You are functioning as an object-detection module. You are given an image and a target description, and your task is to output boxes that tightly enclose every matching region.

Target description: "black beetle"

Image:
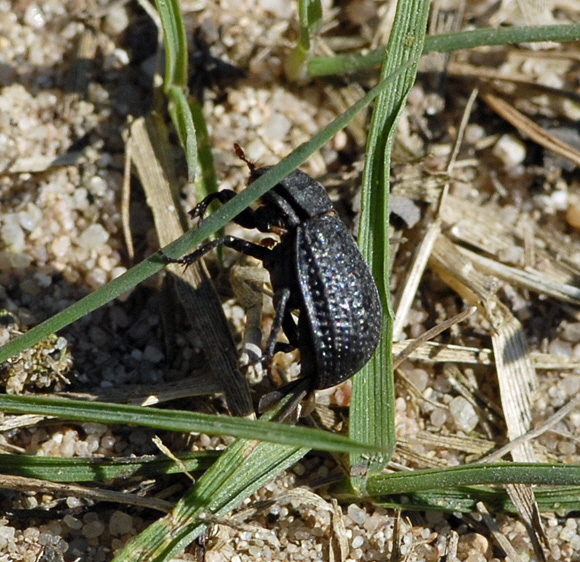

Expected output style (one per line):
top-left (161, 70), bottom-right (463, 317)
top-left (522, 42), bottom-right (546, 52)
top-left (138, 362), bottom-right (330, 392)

top-left (164, 146), bottom-right (382, 393)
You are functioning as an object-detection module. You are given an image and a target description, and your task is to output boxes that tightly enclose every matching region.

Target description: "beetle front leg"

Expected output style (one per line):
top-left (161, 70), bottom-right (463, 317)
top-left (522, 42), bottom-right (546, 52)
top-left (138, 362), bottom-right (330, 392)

top-left (161, 236), bottom-right (271, 267)
top-left (190, 190), bottom-right (262, 230)
top-left (189, 190), bottom-right (237, 222)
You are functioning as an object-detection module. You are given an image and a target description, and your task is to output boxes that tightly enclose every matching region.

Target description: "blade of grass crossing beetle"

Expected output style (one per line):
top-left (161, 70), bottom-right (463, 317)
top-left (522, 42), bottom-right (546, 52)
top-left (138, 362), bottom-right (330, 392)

top-left (0, 62), bottom-right (410, 365)
top-left (350, 0), bottom-right (430, 489)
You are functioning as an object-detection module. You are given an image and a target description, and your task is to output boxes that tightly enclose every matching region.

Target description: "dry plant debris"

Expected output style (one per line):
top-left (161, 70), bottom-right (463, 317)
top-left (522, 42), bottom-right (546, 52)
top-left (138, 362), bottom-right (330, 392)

top-left (1, 0), bottom-right (580, 560)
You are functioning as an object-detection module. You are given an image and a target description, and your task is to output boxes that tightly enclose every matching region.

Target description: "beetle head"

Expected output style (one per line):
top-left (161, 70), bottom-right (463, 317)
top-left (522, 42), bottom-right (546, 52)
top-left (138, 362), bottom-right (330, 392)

top-left (251, 166), bottom-right (334, 230)
top-left (234, 144), bottom-right (334, 231)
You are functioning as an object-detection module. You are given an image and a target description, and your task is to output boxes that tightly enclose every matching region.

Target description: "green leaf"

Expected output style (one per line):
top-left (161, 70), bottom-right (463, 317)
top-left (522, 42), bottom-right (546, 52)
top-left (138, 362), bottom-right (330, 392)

top-left (114, 437), bottom-right (306, 561)
top-left (366, 463), bottom-right (580, 496)
top-left (155, 0), bottom-right (188, 89)
top-left (0, 394), bottom-right (382, 454)
top-left (349, 0), bottom-right (430, 489)
top-left (0, 451), bottom-right (218, 482)
top-left (307, 23), bottom-right (580, 77)
top-left (167, 86), bottom-right (199, 181)
top-left (286, 0), bottom-right (323, 80)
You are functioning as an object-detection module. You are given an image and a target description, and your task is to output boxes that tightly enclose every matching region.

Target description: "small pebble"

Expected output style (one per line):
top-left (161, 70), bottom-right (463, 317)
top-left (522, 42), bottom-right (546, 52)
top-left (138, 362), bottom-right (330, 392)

top-left (347, 504), bottom-right (367, 526)
top-left (109, 511), bottom-right (134, 536)
top-left (260, 112), bottom-right (291, 141)
top-left (449, 396), bottom-right (478, 433)
top-left (82, 519), bottom-right (105, 539)
top-left (104, 5), bottom-right (129, 35)
top-left (78, 223), bottom-right (109, 249)
top-left (492, 134), bottom-right (526, 167)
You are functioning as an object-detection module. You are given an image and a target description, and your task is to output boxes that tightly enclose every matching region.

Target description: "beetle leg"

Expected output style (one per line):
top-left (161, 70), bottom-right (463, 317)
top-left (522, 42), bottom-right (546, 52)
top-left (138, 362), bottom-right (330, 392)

top-left (264, 288), bottom-right (291, 360)
top-left (189, 190), bottom-right (236, 222)
top-left (273, 342), bottom-right (295, 354)
top-left (162, 236), bottom-right (271, 267)
top-left (190, 190), bottom-right (261, 230)
top-left (262, 289), bottom-right (300, 363)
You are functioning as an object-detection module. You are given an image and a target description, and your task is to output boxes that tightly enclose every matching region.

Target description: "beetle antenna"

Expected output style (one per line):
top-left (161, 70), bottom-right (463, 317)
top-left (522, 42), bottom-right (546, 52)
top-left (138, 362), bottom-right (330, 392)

top-left (234, 143), bottom-right (256, 173)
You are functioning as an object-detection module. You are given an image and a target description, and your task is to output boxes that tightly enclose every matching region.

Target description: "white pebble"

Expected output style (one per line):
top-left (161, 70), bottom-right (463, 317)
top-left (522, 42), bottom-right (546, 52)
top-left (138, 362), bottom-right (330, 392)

top-left (347, 504), bottom-right (367, 525)
top-left (89, 176), bottom-right (108, 197)
top-left (51, 235), bottom-right (71, 258)
top-left (63, 515), bottom-right (82, 530)
top-left (1, 217), bottom-right (25, 250)
top-left (73, 187), bottom-right (89, 210)
top-left (449, 396), bottom-right (478, 432)
top-left (548, 339), bottom-right (573, 357)
top-left (261, 112), bottom-right (291, 141)
top-left (82, 519), bottom-right (105, 539)
top-left (550, 190), bottom-right (569, 211)
top-left (66, 496), bottom-right (83, 508)
top-left (78, 223), bottom-right (109, 249)
top-left (23, 3), bottom-right (46, 28)
top-left (18, 204), bottom-right (42, 231)
top-left (104, 5), bottom-right (129, 35)
top-left (407, 368), bottom-right (429, 392)
top-left (257, 0), bottom-right (292, 17)
top-left (85, 268), bottom-right (108, 288)
top-left (562, 375), bottom-right (580, 396)
top-left (111, 266), bottom-right (127, 279)
top-left (82, 422), bottom-right (107, 436)
top-left (492, 134), bottom-right (526, 167)
top-left (0, 526), bottom-right (15, 543)
top-left (430, 408), bottom-right (447, 427)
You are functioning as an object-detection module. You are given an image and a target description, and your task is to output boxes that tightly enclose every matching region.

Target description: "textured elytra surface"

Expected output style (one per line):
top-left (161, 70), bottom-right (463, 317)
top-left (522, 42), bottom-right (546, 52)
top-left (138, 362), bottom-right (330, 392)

top-left (294, 214), bottom-right (382, 389)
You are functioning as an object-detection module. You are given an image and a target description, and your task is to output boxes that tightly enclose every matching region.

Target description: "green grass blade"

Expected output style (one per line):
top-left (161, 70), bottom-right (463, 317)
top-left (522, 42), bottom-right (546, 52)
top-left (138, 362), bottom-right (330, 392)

top-left (189, 99), bottom-right (217, 200)
top-left (426, 23), bottom-right (580, 52)
top-left (154, 0), bottom-right (188, 89)
top-left (0, 64), bottom-right (408, 366)
top-left (0, 451), bottom-right (219, 482)
top-left (366, 463), bottom-right (580, 496)
top-left (286, 0), bottom-right (322, 79)
top-left (167, 86), bottom-right (199, 181)
top-left (114, 437), bottom-right (307, 562)
top-left (375, 484), bottom-right (580, 515)
top-left (349, 0), bottom-right (430, 488)
top-left (307, 23), bottom-right (580, 77)
top-left (155, 0), bottom-right (198, 180)
top-left (113, 402), bottom-right (305, 561)
top-left (0, 394), bottom-right (383, 454)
